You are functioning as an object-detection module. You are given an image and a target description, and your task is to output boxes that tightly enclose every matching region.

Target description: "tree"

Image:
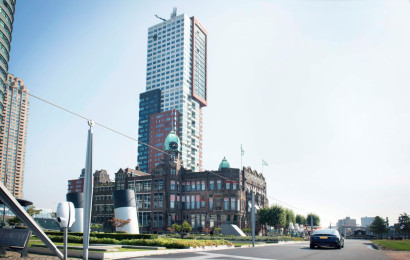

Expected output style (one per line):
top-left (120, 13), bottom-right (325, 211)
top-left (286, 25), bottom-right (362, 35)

top-left (285, 209), bottom-right (295, 228)
top-left (242, 227), bottom-right (252, 235)
top-left (370, 216), bottom-right (388, 238)
top-left (258, 205), bottom-right (286, 229)
top-left (306, 213), bottom-right (320, 226)
top-left (108, 218), bottom-right (131, 232)
top-left (91, 224), bottom-right (102, 232)
top-left (398, 213), bottom-right (410, 237)
top-left (181, 221), bottom-right (192, 233)
top-left (296, 214), bottom-right (306, 225)
top-left (170, 223), bottom-right (182, 233)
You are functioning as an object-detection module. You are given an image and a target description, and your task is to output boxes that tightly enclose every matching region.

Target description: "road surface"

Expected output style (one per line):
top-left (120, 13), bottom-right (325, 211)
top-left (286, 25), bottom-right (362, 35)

top-left (126, 239), bottom-right (390, 260)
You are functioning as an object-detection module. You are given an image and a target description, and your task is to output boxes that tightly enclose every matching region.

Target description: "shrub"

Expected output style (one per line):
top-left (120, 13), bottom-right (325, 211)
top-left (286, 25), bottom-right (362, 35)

top-left (44, 231), bottom-right (157, 240)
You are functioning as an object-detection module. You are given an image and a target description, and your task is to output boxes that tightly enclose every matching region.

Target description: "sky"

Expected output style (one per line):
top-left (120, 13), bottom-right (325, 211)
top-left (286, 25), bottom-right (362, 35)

top-left (7, 0), bottom-right (410, 227)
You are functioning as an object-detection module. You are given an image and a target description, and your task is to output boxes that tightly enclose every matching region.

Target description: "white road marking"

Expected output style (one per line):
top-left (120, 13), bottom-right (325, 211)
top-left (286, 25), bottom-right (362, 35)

top-left (196, 251), bottom-right (277, 260)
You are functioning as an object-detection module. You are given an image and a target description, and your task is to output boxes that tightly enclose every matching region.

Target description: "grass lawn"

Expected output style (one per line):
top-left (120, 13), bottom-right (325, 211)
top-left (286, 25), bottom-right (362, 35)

top-left (28, 240), bottom-right (150, 252)
top-left (372, 240), bottom-right (410, 251)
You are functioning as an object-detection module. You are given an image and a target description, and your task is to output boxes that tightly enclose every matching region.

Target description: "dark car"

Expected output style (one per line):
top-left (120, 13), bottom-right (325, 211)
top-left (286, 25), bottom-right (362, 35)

top-left (310, 229), bottom-right (344, 249)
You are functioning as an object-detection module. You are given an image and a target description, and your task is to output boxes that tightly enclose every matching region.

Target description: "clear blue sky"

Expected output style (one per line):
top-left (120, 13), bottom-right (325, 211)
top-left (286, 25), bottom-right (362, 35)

top-left (9, 0), bottom-right (410, 227)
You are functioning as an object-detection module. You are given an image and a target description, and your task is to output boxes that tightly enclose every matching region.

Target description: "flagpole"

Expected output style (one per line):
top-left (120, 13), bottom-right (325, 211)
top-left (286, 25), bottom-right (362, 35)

top-left (240, 144), bottom-right (243, 171)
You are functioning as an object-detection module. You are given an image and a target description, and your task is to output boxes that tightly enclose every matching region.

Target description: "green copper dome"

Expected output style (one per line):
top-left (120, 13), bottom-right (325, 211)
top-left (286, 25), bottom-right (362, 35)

top-left (164, 130), bottom-right (181, 152)
top-left (218, 157), bottom-right (230, 171)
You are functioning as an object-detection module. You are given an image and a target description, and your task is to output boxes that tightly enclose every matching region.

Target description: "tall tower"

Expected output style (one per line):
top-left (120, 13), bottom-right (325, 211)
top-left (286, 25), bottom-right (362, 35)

top-left (138, 12), bottom-right (207, 172)
top-left (0, 0), bottom-right (16, 122)
top-left (0, 74), bottom-right (29, 198)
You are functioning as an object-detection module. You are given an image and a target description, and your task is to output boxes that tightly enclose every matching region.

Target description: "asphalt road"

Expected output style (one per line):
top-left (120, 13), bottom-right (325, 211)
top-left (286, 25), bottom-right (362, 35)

top-left (128, 239), bottom-right (390, 260)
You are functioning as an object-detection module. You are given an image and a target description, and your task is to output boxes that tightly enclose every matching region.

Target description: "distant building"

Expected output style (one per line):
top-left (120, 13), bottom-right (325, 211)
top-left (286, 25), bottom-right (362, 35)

top-left (0, 74), bottom-right (29, 198)
top-left (361, 216), bottom-right (375, 227)
top-left (91, 169), bottom-right (115, 232)
top-left (337, 217), bottom-right (357, 227)
top-left (67, 169), bottom-right (85, 193)
top-left (95, 131), bottom-right (269, 233)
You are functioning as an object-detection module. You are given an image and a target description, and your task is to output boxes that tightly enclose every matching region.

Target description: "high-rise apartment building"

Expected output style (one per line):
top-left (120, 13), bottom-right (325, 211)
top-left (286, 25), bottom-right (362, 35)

top-left (148, 109), bottom-right (180, 172)
top-left (0, 0), bottom-right (16, 122)
top-left (138, 12), bottom-right (207, 172)
top-left (0, 74), bottom-right (29, 198)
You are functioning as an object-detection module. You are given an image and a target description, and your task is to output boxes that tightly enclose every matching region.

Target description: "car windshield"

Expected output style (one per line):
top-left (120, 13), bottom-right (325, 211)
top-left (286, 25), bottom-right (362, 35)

top-left (313, 229), bottom-right (338, 236)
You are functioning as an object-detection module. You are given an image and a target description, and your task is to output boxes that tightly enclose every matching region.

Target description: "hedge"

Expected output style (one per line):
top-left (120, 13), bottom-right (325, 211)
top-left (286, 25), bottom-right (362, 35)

top-left (46, 235), bottom-right (232, 249)
top-left (44, 231), bottom-right (157, 240)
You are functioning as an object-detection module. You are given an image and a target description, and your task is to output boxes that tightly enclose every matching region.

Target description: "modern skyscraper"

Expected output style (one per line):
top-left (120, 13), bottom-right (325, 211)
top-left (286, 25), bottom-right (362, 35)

top-left (0, 74), bottom-right (29, 198)
top-left (0, 0), bottom-right (16, 122)
top-left (138, 12), bottom-right (207, 172)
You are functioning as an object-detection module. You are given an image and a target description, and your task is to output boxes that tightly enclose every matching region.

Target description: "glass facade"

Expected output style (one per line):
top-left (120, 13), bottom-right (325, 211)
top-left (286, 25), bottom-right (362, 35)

top-left (0, 0), bottom-right (15, 123)
top-left (137, 89), bottom-right (161, 173)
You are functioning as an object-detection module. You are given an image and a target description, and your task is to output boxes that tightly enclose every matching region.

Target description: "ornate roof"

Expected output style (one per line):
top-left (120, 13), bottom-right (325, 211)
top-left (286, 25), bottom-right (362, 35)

top-left (218, 157), bottom-right (230, 171)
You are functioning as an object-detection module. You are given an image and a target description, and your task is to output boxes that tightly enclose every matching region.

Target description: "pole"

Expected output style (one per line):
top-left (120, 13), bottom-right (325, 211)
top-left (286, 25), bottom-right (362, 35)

top-left (63, 227), bottom-right (68, 260)
top-left (83, 120), bottom-right (94, 260)
top-left (251, 191), bottom-right (255, 247)
top-left (310, 215), bottom-right (313, 236)
top-left (240, 145), bottom-right (242, 171)
top-left (2, 204), bottom-right (5, 227)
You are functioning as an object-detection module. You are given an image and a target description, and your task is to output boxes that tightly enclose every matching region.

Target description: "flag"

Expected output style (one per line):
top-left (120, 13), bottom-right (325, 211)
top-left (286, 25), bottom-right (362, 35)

top-left (241, 144), bottom-right (245, 156)
top-left (262, 159), bottom-right (269, 166)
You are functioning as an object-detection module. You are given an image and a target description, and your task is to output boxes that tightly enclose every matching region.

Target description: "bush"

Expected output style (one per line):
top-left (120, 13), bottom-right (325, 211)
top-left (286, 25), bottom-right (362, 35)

top-left (46, 235), bottom-right (232, 249)
top-left (44, 231), bottom-right (157, 240)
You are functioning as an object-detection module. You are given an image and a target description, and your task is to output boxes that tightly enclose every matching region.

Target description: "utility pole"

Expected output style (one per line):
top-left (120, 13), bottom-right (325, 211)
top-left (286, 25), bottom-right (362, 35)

top-left (251, 191), bottom-right (255, 247)
top-left (310, 215), bottom-right (313, 236)
top-left (83, 120), bottom-right (94, 260)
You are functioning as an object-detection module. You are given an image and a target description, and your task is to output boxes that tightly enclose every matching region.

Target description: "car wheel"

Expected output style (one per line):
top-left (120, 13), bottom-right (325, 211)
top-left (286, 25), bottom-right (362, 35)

top-left (310, 244), bottom-right (315, 249)
top-left (337, 244), bottom-right (342, 249)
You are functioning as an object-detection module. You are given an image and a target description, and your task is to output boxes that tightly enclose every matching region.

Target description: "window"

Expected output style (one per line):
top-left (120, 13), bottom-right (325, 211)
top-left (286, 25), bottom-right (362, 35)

top-left (154, 193), bottom-right (163, 208)
top-left (209, 198), bottom-right (213, 210)
top-left (196, 181), bottom-right (200, 191)
top-left (231, 198), bottom-right (236, 210)
top-left (226, 181), bottom-right (230, 190)
top-left (186, 196), bottom-right (190, 209)
top-left (224, 198), bottom-right (229, 210)
top-left (128, 181), bottom-right (135, 190)
top-left (201, 180), bottom-right (205, 190)
top-left (196, 195), bottom-right (200, 209)
top-left (209, 180), bottom-right (214, 190)
top-left (136, 194), bottom-right (142, 208)
top-left (187, 182), bottom-right (191, 191)
top-left (144, 181), bottom-right (151, 191)
top-left (171, 180), bottom-right (176, 191)
top-left (201, 199), bottom-right (205, 208)
top-left (170, 194), bottom-right (175, 209)
top-left (233, 181), bottom-right (237, 190)
top-left (144, 194), bottom-right (151, 209)
top-left (154, 179), bottom-right (163, 190)
top-left (182, 182), bottom-right (185, 191)
top-left (191, 195), bottom-right (195, 209)
top-left (217, 180), bottom-right (222, 190)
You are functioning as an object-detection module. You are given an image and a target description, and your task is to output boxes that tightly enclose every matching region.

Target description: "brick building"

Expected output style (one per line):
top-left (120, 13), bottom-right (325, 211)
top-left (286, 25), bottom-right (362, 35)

top-left (91, 169), bottom-right (115, 232)
top-left (110, 131), bottom-right (268, 233)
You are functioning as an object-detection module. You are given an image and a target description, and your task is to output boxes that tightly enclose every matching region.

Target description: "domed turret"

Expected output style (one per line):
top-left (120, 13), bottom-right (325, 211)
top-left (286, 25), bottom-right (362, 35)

top-left (218, 157), bottom-right (230, 171)
top-left (164, 130), bottom-right (181, 152)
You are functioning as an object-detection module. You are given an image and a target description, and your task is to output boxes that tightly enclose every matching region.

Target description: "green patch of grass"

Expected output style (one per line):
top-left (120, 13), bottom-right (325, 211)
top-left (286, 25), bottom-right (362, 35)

top-left (372, 240), bottom-right (410, 251)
